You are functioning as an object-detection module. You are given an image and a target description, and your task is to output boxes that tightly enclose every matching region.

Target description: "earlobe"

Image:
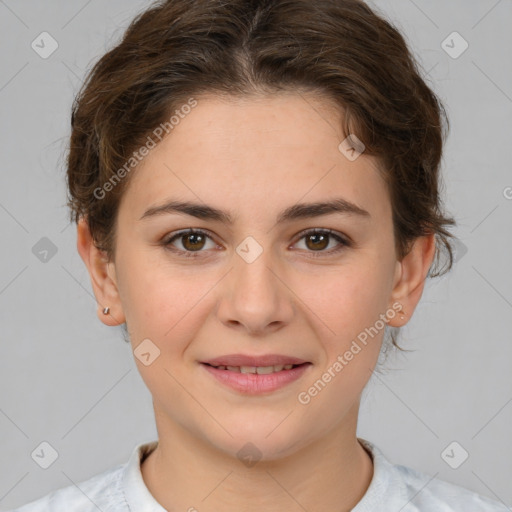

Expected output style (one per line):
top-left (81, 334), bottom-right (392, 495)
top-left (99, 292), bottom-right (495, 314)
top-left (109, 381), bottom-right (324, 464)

top-left (76, 218), bottom-right (126, 327)
top-left (387, 233), bottom-right (436, 327)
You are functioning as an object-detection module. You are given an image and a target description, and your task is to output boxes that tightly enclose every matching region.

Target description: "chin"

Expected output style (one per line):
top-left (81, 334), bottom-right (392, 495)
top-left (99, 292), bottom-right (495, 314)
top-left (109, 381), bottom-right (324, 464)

top-left (205, 421), bottom-right (311, 464)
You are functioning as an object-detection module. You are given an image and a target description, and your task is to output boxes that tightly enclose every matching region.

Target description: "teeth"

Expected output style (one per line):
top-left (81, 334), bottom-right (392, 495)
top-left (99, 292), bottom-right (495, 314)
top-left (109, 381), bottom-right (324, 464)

top-left (212, 364), bottom-right (297, 373)
top-left (240, 366), bottom-right (257, 374)
top-left (256, 365), bottom-right (278, 374)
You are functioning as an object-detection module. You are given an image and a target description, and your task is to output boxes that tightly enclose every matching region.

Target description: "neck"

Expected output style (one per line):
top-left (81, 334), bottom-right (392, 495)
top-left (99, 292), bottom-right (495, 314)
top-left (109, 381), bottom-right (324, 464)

top-left (141, 402), bottom-right (374, 512)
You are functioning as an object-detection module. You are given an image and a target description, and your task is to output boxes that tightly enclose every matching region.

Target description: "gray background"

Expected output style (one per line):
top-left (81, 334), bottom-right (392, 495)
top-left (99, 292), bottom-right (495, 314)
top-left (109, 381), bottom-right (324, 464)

top-left (0, 0), bottom-right (511, 509)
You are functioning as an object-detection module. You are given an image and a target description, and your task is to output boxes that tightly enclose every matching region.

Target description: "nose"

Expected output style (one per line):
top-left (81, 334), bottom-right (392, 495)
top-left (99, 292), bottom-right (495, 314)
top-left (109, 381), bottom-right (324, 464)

top-left (216, 241), bottom-right (295, 336)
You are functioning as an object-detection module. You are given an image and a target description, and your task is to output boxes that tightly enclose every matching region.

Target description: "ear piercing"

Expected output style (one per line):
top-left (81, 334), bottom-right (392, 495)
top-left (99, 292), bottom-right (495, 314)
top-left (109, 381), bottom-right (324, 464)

top-left (103, 307), bottom-right (110, 315)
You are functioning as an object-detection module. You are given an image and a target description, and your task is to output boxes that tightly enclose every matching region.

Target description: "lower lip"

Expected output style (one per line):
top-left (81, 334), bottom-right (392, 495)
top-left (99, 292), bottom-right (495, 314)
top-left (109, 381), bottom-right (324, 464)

top-left (201, 363), bottom-right (311, 394)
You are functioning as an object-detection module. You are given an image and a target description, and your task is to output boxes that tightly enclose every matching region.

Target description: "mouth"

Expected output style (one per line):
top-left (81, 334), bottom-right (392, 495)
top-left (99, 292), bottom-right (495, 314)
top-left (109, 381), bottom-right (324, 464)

top-left (201, 362), bottom-right (307, 374)
top-left (199, 355), bottom-right (312, 394)
top-left (201, 353), bottom-right (310, 367)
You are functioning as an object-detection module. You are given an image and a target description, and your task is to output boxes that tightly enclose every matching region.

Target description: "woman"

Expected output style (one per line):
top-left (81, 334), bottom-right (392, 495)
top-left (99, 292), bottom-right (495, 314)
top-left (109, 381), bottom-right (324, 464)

top-left (11, 0), bottom-right (508, 510)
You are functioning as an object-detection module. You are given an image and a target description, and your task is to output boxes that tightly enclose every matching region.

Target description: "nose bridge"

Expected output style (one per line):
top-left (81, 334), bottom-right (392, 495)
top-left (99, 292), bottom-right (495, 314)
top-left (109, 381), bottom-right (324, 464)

top-left (217, 233), bottom-right (294, 333)
top-left (232, 233), bottom-right (279, 301)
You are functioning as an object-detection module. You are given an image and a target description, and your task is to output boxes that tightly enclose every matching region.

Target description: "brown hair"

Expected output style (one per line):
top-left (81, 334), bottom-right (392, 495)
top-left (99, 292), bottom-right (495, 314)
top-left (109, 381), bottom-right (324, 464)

top-left (66, 0), bottom-right (456, 351)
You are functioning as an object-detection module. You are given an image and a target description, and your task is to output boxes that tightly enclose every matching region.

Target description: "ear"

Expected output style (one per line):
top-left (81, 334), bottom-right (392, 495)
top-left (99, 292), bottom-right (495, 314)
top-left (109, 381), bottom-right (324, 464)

top-left (76, 217), bottom-right (126, 326)
top-left (387, 233), bottom-right (436, 327)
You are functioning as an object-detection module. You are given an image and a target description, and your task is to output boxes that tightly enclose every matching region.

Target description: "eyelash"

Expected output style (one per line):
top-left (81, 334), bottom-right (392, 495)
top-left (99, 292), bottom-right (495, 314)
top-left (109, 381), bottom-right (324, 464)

top-left (162, 228), bottom-right (351, 259)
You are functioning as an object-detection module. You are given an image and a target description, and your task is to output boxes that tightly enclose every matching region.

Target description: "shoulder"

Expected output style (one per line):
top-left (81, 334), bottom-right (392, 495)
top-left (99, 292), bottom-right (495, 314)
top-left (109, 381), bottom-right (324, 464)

top-left (394, 461), bottom-right (508, 511)
top-left (7, 462), bottom-right (127, 512)
top-left (357, 438), bottom-right (509, 511)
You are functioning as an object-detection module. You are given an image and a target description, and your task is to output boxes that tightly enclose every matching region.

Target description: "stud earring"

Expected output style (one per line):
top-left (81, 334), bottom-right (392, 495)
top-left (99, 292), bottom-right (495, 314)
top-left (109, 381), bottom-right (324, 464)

top-left (103, 307), bottom-right (110, 315)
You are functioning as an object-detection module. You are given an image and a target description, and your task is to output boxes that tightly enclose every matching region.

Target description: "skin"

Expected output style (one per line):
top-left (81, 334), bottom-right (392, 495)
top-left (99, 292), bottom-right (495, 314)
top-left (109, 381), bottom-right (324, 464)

top-left (77, 92), bottom-right (435, 511)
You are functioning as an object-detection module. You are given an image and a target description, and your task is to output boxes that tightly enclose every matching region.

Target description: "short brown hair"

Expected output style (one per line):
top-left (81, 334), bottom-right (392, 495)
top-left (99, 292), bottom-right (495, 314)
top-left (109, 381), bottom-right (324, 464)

top-left (66, 0), bottom-right (456, 350)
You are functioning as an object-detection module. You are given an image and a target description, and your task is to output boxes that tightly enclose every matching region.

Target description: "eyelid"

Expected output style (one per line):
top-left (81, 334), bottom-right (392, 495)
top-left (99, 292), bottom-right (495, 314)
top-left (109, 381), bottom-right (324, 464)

top-left (162, 227), bottom-right (351, 257)
top-left (292, 227), bottom-right (351, 246)
top-left (289, 228), bottom-right (351, 258)
top-left (162, 228), bottom-right (220, 251)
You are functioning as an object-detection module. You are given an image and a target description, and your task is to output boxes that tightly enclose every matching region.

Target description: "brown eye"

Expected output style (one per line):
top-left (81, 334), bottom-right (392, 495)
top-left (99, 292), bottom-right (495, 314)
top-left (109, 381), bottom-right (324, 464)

top-left (181, 232), bottom-right (207, 251)
top-left (304, 232), bottom-right (330, 251)
top-left (293, 228), bottom-right (350, 257)
top-left (163, 228), bottom-right (217, 257)
top-left (162, 227), bottom-right (350, 259)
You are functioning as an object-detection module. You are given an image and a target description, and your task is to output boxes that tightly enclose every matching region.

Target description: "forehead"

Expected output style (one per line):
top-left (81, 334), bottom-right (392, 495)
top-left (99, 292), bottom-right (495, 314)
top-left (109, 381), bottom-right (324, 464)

top-left (118, 92), bottom-right (390, 223)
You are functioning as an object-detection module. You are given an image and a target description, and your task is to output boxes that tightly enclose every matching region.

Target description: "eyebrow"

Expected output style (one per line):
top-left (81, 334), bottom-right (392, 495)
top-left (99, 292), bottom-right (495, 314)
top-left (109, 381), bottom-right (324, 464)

top-left (139, 197), bottom-right (371, 224)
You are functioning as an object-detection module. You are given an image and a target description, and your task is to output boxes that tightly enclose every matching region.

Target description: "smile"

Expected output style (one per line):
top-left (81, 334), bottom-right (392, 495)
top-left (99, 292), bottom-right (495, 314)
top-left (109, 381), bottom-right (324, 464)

top-left (201, 362), bottom-right (312, 394)
top-left (205, 363), bottom-right (298, 374)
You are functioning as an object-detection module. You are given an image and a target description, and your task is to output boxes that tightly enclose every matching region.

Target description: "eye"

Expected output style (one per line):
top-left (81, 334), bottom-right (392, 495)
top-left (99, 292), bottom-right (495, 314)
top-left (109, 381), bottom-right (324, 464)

top-left (163, 228), bottom-right (218, 258)
top-left (292, 228), bottom-right (350, 257)
top-left (162, 227), bottom-right (350, 259)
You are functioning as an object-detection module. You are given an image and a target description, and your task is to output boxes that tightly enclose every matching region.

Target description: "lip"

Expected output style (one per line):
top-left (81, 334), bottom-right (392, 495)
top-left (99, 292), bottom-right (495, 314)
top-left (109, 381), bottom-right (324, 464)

top-left (200, 361), bottom-right (312, 395)
top-left (201, 354), bottom-right (309, 367)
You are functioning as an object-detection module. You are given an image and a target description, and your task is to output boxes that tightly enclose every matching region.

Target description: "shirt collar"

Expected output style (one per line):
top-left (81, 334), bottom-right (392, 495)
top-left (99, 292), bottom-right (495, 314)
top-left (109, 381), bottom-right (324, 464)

top-left (352, 437), bottom-right (408, 510)
top-left (122, 439), bottom-right (166, 511)
top-left (121, 437), bottom-right (403, 511)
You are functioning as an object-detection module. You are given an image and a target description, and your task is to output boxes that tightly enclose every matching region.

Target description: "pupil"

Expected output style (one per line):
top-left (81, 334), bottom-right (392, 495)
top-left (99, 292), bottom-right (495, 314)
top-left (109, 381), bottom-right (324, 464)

top-left (185, 233), bottom-right (204, 251)
top-left (307, 233), bottom-right (328, 250)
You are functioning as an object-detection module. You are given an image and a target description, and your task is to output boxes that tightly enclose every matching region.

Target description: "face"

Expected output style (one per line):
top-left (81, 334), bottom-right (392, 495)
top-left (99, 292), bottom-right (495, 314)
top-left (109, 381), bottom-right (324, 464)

top-left (86, 92), bottom-right (424, 460)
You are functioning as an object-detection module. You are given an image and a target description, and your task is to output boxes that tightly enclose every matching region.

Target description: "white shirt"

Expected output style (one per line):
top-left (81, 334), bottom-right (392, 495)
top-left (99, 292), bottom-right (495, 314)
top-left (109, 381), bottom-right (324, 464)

top-left (9, 438), bottom-right (509, 511)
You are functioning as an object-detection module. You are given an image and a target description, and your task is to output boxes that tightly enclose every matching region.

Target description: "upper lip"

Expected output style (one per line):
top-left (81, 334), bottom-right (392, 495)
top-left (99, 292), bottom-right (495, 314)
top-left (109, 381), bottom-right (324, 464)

top-left (201, 354), bottom-right (310, 367)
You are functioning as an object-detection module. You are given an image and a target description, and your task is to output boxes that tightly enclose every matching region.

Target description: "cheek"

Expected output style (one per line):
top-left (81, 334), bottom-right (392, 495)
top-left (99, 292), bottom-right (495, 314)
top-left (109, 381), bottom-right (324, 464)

top-left (295, 260), bottom-right (392, 342)
top-left (116, 245), bottom-right (181, 325)
top-left (120, 261), bottom-right (218, 361)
